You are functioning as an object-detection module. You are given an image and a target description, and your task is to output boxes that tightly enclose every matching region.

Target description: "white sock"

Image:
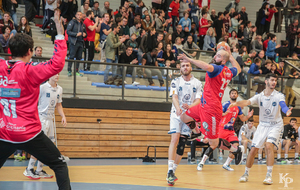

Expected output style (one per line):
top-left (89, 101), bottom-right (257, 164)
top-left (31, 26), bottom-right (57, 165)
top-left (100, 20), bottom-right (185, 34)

top-left (168, 160), bottom-right (174, 171)
top-left (36, 161), bottom-right (44, 173)
top-left (285, 154), bottom-right (288, 159)
top-left (243, 154), bottom-right (247, 159)
top-left (27, 158), bottom-right (37, 170)
top-left (173, 164), bottom-right (178, 173)
top-left (224, 157), bottom-right (233, 166)
top-left (258, 154), bottom-right (262, 160)
top-left (295, 153), bottom-right (299, 158)
top-left (277, 154), bottom-right (281, 159)
top-left (200, 155), bottom-right (209, 165)
top-left (267, 166), bottom-right (273, 176)
top-left (245, 167), bottom-right (250, 175)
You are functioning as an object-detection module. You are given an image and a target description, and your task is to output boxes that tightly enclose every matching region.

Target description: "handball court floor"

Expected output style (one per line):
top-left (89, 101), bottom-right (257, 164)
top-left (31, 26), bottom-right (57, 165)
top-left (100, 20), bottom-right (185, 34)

top-left (1, 158), bottom-right (299, 190)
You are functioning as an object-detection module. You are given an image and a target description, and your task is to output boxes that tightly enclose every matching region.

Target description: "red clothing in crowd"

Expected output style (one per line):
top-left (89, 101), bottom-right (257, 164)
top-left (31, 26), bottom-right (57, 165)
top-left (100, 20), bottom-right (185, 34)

top-left (263, 39), bottom-right (269, 51)
top-left (199, 17), bottom-right (209, 36)
top-left (266, 9), bottom-right (276, 22)
top-left (168, 1), bottom-right (180, 18)
top-left (198, 0), bottom-right (211, 9)
top-left (84, 17), bottom-right (96, 42)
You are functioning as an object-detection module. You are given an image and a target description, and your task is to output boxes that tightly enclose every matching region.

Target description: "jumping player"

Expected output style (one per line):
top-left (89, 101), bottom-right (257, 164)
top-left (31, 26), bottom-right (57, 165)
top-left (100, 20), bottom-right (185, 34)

top-left (230, 73), bottom-right (292, 185)
top-left (219, 89), bottom-right (253, 171)
top-left (167, 61), bottom-right (202, 185)
top-left (178, 49), bottom-right (244, 172)
top-left (24, 74), bottom-right (67, 179)
top-left (0, 11), bottom-right (71, 189)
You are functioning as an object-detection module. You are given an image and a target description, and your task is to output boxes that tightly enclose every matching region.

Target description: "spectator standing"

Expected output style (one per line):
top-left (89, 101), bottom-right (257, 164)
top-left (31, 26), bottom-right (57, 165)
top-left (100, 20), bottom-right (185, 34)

top-left (211, 9), bottom-right (218, 23)
top-left (243, 21), bottom-right (252, 52)
top-left (285, 68), bottom-right (299, 107)
top-left (214, 12), bottom-right (224, 43)
top-left (202, 27), bottom-right (216, 51)
top-left (152, 0), bottom-right (162, 10)
top-left (178, 11), bottom-right (191, 39)
top-left (223, 11), bottom-right (230, 34)
top-left (237, 24), bottom-right (244, 46)
top-left (100, 1), bottom-right (110, 17)
top-left (252, 35), bottom-right (263, 53)
top-left (60, 0), bottom-right (78, 21)
top-left (198, 0), bottom-right (210, 9)
top-left (179, 0), bottom-right (190, 19)
top-left (99, 13), bottom-right (112, 62)
top-left (286, 19), bottom-right (300, 56)
top-left (17, 16), bottom-right (32, 37)
top-left (23, 0), bottom-right (37, 23)
top-left (225, 0), bottom-right (240, 12)
top-left (0, 26), bottom-right (12, 53)
top-left (274, 0), bottom-right (285, 32)
top-left (118, 46), bottom-right (140, 86)
top-left (147, 27), bottom-right (157, 52)
top-left (285, 0), bottom-right (299, 30)
top-left (199, 11), bottom-right (211, 50)
top-left (92, 1), bottom-right (101, 17)
top-left (190, 0), bottom-right (200, 30)
top-left (142, 49), bottom-right (165, 86)
top-left (256, 3), bottom-right (269, 36)
top-left (229, 12), bottom-right (242, 33)
top-left (239, 7), bottom-right (248, 25)
top-left (42, 0), bottom-right (58, 32)
top-left (265, 4), bottom-right (278, 34)
top-left (104, 24), bottom-right (126, 83)
top-left (84, 11), bottom-right (100, 71)
top-left (168, 0), bottom-right (180, 33)
top-left (67, 12), bottom-right (86, 77)
top-left (2, 0), bottom-right (18, 28)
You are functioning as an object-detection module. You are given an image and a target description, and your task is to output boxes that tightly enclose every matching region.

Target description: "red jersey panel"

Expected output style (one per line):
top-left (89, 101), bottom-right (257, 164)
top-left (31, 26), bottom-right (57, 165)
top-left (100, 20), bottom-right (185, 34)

top-left (0, 39), bottom-right (67, 143)
top-left (219, 106), bottom-right (243, 131)
top-left (201, 65), bottom-right (237, 112)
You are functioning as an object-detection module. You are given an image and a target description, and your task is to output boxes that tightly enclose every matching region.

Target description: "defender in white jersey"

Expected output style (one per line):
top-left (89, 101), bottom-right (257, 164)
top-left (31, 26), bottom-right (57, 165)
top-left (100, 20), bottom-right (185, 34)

top-left (167, 61), bottom-right (202, 186)
top-left (230, 73), bottom-right (293, 185)
top-left (24, 74), bottom-right (67, 180)
top-left (238, 118), bottom-right (256, 161)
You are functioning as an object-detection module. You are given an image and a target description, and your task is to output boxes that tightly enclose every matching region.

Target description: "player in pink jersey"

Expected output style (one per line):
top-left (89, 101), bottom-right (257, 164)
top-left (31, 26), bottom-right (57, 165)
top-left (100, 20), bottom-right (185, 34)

top-left (178, 49), bottom-right (244, 171)
top-left (0, 10), bottom-right (71, 190)
top-left (219, 89), bottom-right (253, 171)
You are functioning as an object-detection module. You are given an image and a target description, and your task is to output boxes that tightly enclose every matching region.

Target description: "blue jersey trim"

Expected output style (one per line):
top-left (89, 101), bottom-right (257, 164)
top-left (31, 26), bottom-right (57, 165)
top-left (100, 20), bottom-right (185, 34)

top-left (207, 64), bottom-right (224, 78)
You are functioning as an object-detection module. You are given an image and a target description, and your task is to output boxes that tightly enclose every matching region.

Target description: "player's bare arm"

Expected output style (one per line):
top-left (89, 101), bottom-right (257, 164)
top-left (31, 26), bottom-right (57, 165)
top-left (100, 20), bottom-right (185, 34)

top-left (229, 100), bottom-right (251, 109)
top-left (238, 109), bottom-right (254, 122)
top-left (172, 95), bottom-right (182, 116)
top-left (226, 48), bottom-right (241, 74)
top-left (183, 98), bottom-right (200, 110)
top-left (177, 54), bottom-right (214, 72)
top-left (56, 103), bottom-right (67, 127)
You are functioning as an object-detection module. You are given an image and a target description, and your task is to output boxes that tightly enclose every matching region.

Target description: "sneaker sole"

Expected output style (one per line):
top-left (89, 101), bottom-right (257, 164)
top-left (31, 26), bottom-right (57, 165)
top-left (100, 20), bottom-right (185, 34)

top-left (239, 179), bottom-right (248, 183)
top-left (222, 166), bottom-right (234, 171)
top-left (40, 176), bottom-right (54, 179)
top-left (263, 181), bottom-right (273, 185)
top-left (23, 173), bottom-right (40, 180)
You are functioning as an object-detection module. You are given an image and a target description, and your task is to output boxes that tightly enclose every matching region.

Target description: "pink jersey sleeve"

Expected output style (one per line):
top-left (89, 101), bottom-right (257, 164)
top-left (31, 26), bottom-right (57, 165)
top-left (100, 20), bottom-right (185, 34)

top-left (26, 39), bottom-right (67, 86)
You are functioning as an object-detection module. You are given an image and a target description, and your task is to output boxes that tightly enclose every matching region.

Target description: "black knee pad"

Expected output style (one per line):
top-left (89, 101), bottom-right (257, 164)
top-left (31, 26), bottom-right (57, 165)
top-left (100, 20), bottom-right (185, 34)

top-left (186, 121), bottom-right (196, 129)
top-left (218, 138), bottom-right (231, 149)
top-left (176, 137), bottom-right (187, 156)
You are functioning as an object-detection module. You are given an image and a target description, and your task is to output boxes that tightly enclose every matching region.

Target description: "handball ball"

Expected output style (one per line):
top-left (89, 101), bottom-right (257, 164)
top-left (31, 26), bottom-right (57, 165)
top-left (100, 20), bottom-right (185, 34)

top-left (217, 42), bottom-right (230, 51)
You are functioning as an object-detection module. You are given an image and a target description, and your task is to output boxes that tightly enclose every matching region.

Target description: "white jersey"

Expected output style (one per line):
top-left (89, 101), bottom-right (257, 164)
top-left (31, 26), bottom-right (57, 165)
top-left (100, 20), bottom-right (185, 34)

top-left (38, 82), bottom-right (63, 119)
top-left (249, 90), bottom-right (285, 124)
top-left (238, 124), bottom-right (256, 142)
top-left (169, 75), bottom-right (202, 117)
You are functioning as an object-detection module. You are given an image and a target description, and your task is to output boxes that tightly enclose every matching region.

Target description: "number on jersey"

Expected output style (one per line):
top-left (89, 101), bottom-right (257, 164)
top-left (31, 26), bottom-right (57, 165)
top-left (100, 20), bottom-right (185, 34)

top-left (0, 99), bottom-right (17, 118)
top-left (220, 78), bottom-right (230, 90)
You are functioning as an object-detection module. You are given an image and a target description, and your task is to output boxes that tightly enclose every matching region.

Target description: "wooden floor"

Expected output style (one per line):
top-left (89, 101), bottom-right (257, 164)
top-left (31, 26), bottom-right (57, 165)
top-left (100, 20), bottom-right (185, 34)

top-left (1, 161), bottom-right (300, 190)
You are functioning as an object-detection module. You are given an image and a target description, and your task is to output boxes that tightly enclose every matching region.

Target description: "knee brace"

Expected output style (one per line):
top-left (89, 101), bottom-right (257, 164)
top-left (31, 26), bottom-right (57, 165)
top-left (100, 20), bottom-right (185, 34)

top-left (218, 138), bottom-right (231, 149)
top-left (186, 121), bottom-right (196, 129)
top-left (204, 147), bottom-right (214, 157)
top-left (176, 137), bottom-right (187, 156)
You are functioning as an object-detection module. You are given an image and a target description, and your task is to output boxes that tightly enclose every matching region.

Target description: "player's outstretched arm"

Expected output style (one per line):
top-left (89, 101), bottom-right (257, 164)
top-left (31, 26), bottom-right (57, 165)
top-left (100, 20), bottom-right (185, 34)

top-left (27, 10), bottom-right (67, 85)
top-left (56, 103), bottom-right (67, 127)
top-left (172, 95), bottom-right (182, 116)
top-left (177, 54), bottom-right (214, 72)
top-left (229, 100), bottom-right (251, 109)
top-left (279, 101), bottom-right (293, 117)
top-left (239, 109), bottom-right (254, 122)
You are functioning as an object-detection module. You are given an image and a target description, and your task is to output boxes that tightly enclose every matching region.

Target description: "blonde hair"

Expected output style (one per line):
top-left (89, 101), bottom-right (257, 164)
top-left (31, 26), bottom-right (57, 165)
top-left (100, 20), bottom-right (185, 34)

top-left (206, 27), bottom-right (215, 36)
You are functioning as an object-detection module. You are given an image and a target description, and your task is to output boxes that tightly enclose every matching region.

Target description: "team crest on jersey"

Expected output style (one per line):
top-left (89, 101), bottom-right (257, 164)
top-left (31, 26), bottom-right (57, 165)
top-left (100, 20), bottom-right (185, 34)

top-left (50, 100), bottom-right (56, 106)
top-left (219, 92), bottom-right (222, 97)
top-left (46, 93), bottom-right (50, 97)
top-left (193, 87), bottom-right (196, 93)
top-left (179, 86), bottom-right (182, 91)
top-left (272, 102), bottom-right (277, 106)
top-left (265, 109), bottom-right (271, 115)
top-left (260, 102), bottom-right (263, 106)
top-left (202, 122), bottom-right (209, 132)
top-left (183, 94), bottom-right (191, 101)
top-left (171, 83), bottom-right (176, 88)
top-left (31, 62), bottom-right (39, 66)
top-left (57, 94), bottom-right (60, 99)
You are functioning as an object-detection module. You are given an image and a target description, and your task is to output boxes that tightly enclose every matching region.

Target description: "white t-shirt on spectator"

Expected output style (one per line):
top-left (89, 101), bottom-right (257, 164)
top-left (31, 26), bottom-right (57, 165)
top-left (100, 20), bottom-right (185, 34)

top-left (45, 0), bottom-right (58, 11)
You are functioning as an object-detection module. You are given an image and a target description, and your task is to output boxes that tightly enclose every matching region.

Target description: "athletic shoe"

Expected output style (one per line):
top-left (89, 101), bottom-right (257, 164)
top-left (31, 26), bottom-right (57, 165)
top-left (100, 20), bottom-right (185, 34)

top-left (258, 159), bottom-right (266, 164)
top-left (21, 154), bottom-right (26, 160)
top-left (190, 158), bottom-right (197, 164)
top-left (209, 158), bottom-right (218, 164)
top-left (166, 170), bottom-right (177, 185)
top-left (36, 170), bottom-right (53, 179)
top-left (76, 72), bottom-right (83, 77)
top-left (276, 158), bottom-right (284, 163)
top-left (282, 159), bottom-right (293, 164)
top-left (263, 174), bottom-right (273, 185)
top-left (222, 164), bottom-right (234, 171)
top-left (197, 163), bottom-right (204, 171)
top-left (23, 168), bottom-right (40, 180)
top-left (242, 158), bottom-right (247, 164)
top-left (68, 71), bottom-right (72, 77)
top-left (132, 81), bottom-right (140, 86)
top-left (294, 158), bottom-right (300, 164)
top-left (239, 173), bottom-right (249, 183)
top-left (235, 145), bottom-right (244, 165)
top-left (14, 154), bottom-right (22, 161)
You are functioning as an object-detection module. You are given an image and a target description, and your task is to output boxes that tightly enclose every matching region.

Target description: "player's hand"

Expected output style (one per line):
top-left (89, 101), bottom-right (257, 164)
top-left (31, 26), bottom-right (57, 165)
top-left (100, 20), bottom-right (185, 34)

top-left (248, 109), bottom-right (254, 118)
top-left (176, 109), bottom-right (182, 116)
top-left (61, 116), bottom-right (67, 127)
top-left (54, 10), bottom-right (64, 35)
top-left (177, 53), bottom-right (190, 62)
top-left (228, 102), bottom-right (237, 109)
top-left (223, 109), bottom-right (230, 116)
top-left (286, 107), bottom-right (293, 117)
top-left (182, 103), bottom-right (190, 110)
top-left (203, 138), bottom-right (209, 143)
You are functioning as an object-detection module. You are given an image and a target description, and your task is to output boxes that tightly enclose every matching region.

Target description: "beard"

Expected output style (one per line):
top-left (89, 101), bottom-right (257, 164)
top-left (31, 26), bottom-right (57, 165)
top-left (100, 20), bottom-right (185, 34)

top-left (231, 98), bottom-right (237, 101)
top-left (210, 58), bottom-right (222, 65)
top-left (182, 69), bottom-right (191, 76)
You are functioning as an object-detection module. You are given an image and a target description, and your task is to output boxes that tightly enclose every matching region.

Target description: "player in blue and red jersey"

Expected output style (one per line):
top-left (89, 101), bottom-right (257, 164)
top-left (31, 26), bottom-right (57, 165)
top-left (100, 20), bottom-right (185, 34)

top-left (0, 10), bottom-right (71, 189)
top-left (178, 49), bottom-right (244, 172)
top-left (219, 89), bottom-right (253, 171)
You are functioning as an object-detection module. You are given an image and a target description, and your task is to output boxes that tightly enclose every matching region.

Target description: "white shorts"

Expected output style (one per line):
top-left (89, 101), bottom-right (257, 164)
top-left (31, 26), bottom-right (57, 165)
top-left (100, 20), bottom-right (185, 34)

top-left (168, 114), bottom-right (191, 137)
top-left (251, 122), bottom-right (283, 150)
top-left (40, 117), bottom-right (55, 143)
